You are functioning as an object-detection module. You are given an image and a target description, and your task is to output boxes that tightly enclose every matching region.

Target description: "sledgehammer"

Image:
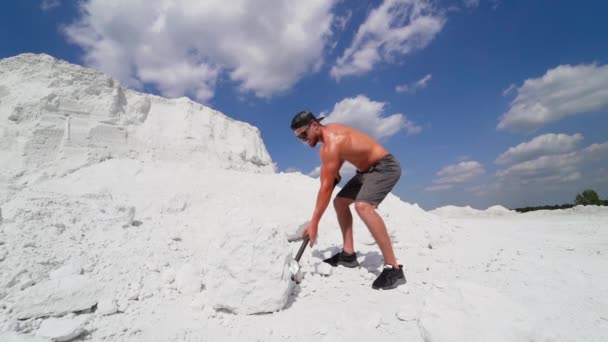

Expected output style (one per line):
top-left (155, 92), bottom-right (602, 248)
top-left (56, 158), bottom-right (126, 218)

top-left (289, 174), bottom-right (341, 284)
top-left (290, 234), bottom-right (310, 284)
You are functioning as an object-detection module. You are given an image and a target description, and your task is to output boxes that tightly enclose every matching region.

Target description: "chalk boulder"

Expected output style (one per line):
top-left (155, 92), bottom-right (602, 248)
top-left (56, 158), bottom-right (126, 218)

top-left (204, 222), bottom-right (292, 314)
top-left (12, 275), bottom-right (101, 319)
top-left (36, 316), bottom-right (88, 342)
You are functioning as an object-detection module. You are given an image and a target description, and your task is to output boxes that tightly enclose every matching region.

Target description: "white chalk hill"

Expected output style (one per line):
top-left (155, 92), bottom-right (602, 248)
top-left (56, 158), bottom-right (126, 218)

top-left (0, 53), bottom-right (273, 204)
top-left (0, 54), bottom-right (472, 341)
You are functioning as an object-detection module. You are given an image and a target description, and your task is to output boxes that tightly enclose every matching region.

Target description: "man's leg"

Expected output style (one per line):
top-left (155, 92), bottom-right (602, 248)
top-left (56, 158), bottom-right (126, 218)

top-left (333, 196), bottom-right (355, 254)
top-left (354, 201), bottom-right (399, 268)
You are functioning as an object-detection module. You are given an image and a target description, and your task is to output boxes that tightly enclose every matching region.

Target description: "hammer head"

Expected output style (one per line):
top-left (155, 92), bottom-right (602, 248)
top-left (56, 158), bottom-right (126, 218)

top-left (289, 234), bottom-right (310, 284)
top-left (290, 260), bottom-right (304, 283)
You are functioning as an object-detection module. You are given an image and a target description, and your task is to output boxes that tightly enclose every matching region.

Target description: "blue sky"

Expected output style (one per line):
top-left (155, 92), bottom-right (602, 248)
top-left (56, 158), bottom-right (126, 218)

top-left (1, 0), bottom-right (608, 210)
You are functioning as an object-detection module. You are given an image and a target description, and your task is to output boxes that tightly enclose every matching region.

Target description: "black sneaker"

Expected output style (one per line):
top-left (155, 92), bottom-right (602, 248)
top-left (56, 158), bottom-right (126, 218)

top-left (372, 264), bottom-right (406, 290)
top-left (323, 250), bottom-right (360, 268)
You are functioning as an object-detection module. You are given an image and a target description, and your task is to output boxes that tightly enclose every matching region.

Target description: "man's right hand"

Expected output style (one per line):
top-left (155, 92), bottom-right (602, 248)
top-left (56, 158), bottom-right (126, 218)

top-left (302, 221), bottom-right (319, 247)
top-left (333, 173), bottom-right (341, 187)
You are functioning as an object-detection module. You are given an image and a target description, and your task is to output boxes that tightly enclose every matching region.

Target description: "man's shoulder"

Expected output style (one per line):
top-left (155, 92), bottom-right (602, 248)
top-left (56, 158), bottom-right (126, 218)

top-left (318, 140), bottom-right (340, 160)
top-left (325, 122), bottom-right (349, 130)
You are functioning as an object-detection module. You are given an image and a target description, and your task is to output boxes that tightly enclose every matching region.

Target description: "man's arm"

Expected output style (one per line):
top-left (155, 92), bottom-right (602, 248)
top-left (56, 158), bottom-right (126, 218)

top-left (310, 148), bottom-right (341, 226)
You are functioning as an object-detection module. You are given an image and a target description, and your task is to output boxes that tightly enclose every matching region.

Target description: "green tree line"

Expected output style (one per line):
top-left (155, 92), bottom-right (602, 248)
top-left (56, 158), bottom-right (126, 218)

top-left (514, 189), bottom-right (608, 213)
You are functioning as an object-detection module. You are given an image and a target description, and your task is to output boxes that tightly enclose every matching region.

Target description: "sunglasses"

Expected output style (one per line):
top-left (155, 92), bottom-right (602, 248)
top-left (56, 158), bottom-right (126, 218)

top-left (296, 123), bottom-right (312, 141)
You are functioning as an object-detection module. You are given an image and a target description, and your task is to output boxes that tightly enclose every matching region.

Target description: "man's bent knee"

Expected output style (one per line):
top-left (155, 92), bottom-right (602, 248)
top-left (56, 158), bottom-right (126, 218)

top-left (334, 196), bottom-right (354, 210)
top-left (354, 201), bottom-right (376, 215)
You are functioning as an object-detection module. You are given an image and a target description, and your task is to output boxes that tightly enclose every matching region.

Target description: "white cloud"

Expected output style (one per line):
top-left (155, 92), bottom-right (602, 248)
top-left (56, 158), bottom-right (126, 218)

top-left (64, 0), bottom-right (336, 102)
top-left (458, 140), bottom-right (608, 207)
top-left (331, 0), bottom-right (445, 79)
top-left (308, 166), bottom-right (321, 178)
top-left (339, 162), bottom-right (357, 180)
top-left (495, 133), bottom-right (584, 165)
top-left (463, 0), bottom-right (480, 8)
top-left (324, 95), bottom-right (421, 139)
top-left (460, 0), bottom-right (501, 10)
top-left (309, 162), bottom-right (358, 180)
top-left (425, 184), bottom-right (453, 192)
top-left (426, 161), bottom-right (485, 191)
top-left (395, 84), bottom-right (410, 93)
top-left (496, 142), bottom-right (608, 185)
top-left (502, 83), bottom-right (516, 97)
top-left (396, 73), bottom-right (432, 93)
top-left (334, 9), bottom-right (353, 31)
top-left (41, 0), bottom-right (60, 11)
top-left (498, 63), bottom-right (608, 132)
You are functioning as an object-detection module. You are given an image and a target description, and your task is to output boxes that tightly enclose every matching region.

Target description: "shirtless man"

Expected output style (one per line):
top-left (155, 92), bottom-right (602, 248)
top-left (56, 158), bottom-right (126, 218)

top-left (291, 110), bottom-right (406, 290)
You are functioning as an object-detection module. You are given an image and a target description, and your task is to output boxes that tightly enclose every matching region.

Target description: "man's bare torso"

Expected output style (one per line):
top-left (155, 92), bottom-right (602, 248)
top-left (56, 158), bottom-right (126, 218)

top-left (320, 123), bottom-right (389, 172)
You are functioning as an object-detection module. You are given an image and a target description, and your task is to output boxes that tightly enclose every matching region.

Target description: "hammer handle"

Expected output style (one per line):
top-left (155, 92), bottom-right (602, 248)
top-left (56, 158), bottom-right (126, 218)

top-left (294, 175), bottom-right (338, 262)
top-left (295, 235), bottom-right (310, 262)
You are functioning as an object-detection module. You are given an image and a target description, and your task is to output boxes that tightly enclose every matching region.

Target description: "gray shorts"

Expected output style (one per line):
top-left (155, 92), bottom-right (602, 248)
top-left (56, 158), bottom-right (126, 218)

top-left (336, 154), bottom-right (401, 206)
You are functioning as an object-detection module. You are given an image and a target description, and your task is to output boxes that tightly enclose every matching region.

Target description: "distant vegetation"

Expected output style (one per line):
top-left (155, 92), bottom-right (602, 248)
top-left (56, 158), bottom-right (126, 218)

top-left (514, 189), bottom-right (608, 213)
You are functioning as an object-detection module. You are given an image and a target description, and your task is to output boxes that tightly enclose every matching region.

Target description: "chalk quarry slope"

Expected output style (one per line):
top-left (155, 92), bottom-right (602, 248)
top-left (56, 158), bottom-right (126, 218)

top-left (0, 53), bottom-right (274, 204)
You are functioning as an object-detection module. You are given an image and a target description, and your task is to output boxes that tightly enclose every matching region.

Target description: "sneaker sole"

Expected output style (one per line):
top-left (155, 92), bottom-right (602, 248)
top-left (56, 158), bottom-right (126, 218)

top-left (372, 277), bottom-right (406, 290)
top-left (323, 260), bottom-right (360, 268)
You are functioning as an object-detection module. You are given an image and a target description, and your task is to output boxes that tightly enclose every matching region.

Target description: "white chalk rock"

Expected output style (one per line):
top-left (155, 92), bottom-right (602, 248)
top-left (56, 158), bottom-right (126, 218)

top-left (161, 268), bottom-right (176, 285)
top-left (13, 275), bottom-right (101, 319)
top-left (286, 221), bottom-right (307, 242)
top-left (97, 298), bottom-right (118, 316)
top-left (146, 262), bottom-right (160, 272)
top-left (117, 299), bottom-right (129, 313)
top-left (0, 248), bottom-right (8, 261)
top-left (190, 293), bottom-right (207, 310)
top-left (127, 282), bottom-right (141, 300)
top-left (49, 262), bottom-right (83, 280)
top-left (366, 312), bottom-right (382, 329)
top-left (175, 263), bottom-right (202, 294)
top-left (202, 305), bottom-right (216, 319)
top-left (19, 277), bottom-right (36, 290)
top-left (314, 262), bottom-right (332, 276)
top-left (363, 272), bottom-right (375, 280)
top-left (318, 325), bottom-right (329, 335)
top-left (0, 332), bottom-right (50, 342)
top-left (162, 195), bottom-right (189, 214)
top-left (396, 306), bottom-right (418, 321)
top-left (418, 281), bottom-right (538, 342)
top-left (36, 316), bottom-right (87, 342)
top-left (120, 206), bottom-right (136, 227)
top-left (204, 223), bottom-right (291, 314)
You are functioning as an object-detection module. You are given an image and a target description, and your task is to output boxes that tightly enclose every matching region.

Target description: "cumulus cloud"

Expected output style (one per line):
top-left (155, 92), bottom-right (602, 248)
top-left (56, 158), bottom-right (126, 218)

top-left (502, 83), bottom-right (516, 97)
top-left (495, 133), bottom-right (584, 165)
top-left (331, 0), bottom-right (445, 79)
top-left (498, 63), bottom-right (608, 132)
top-left (308, 166), bottom-right (321, 178)
top-left (462, 140), bottom-right (608, 207)
top-left (324, 95), bottom-right (421, 139)
top-left (426, 161), bottom-right (485, 191)
top-left (309, 162), bottom-right (357, 180)
top-left (396, 73), bottom-right (432, 93)
top-left (496, 142), bottom-right (608, 185)
top-left (334, 9), bottom-right (353, 31)
top-left (41, 0), bottom-right (60, 11)
top-left (64, 0), bottom-right (336, 102)
top-left (463, 0), bottom-right (480, 8)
